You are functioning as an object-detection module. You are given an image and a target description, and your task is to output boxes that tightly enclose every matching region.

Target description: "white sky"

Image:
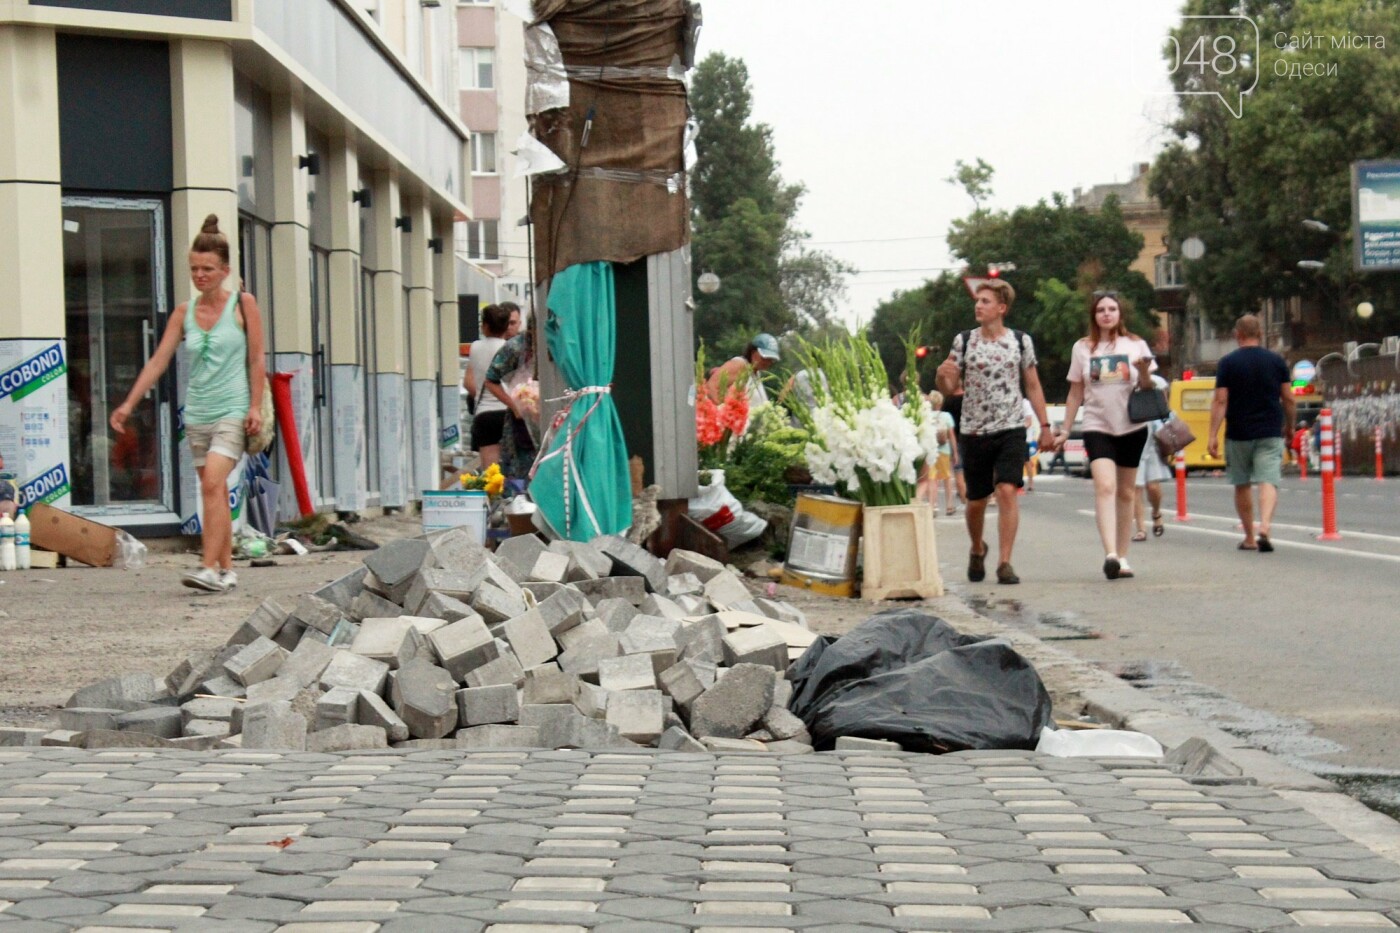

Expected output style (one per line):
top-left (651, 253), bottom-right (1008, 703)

top-left (697, 0), bottom-right (1187, 328)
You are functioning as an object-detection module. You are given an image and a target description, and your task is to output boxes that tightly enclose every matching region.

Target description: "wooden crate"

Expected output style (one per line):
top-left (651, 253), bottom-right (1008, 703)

top-left (861, 501), bottom-right (943, 601)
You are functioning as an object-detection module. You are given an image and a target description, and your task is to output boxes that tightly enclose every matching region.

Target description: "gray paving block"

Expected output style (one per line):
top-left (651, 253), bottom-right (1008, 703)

top-left (764, 738), bottom-right (814, 754)
top-left (58, 707), bottom-right (123, 732)
top-left (182, 718), bottom-right (232, 740)
top-left (535, 588), bottom-right (589, 636)
top-left (354, 616), bottom-right (445, 670)
top-left (198, 673), bottom-right (247, 699)
top-left (677, 615), bottom-right (726, 664)
top-left (393, 658), bottom-right (458, 739)
top-left (674, 594), bottom-right (710, 615)
top-left (658, 660), bottom-right (705, 712)
top-left (576, 575), bottom-right (647, 606)
top-left (457, 684), bottom-right (520, 727)
top-left (772, 673), bottom-right (794, 710)
top-left (165, 647), bottom-right (229, 698)
top-left (227, 597), bottom-right (291, 647)
top-left (319, 651), bottom-right (390, 695)
top-left (529, 550), bottom-right (572, 584)
top-left (470, 582), bottom-right (527, 625)
top-left (557, 616), bottom-right (610, 651)
top-left (550, 538), bottom-right (614, 580)
top-left (179, 696), bottom-right (238, 726)
top-left (114, 707), bottom-right (183, 739)
top-left (290, 593), bottom-right (345, 636)
top-left (657, 725), bottom-right (706, 751)
top-left (721, 623), bottom-right (788, 670)
top-left (308, 723), bottom-right (389, 752)
top-left (502, 609), bottom-right (558, 669)
top-left (271, 617), bottom-right (307, 652)
top-left (241, 700), bottom-right (308, 749)
top-left (312, 565), bottom-right (368, 612)
top-left (664, 572), bottom-right (704, 597)
top-left (833, 735), bottom-right (902, 752)
top-left (315, 685), bottom-right (361, 731)
top-left (689, 662), bottom-right (774, 739)
top-left (37, 729), bottom-right (76, 746)
top-left (65, 672), bottom-right (164, 710)
top-left (598, 653), bottom-right (658, 691)
top-left (402, 567), bottom-right (481, 616)
top-left (639, 592), bottom-right (687, 621)
top-left (620, 614), bottom-right (682, 655)
top-left (595, 534), bottom-right (667, 591)
top-left (606, 689), bottom-right (664, 744)
top-left (277, 637), bottom-right (338, 687)
top-left (518, 703), bottom-right (579, 748)
top-left (463, 650), bottom-right (526, 688)
top-left (762, 706), bottom-right (809, 741)
top-left (457, 723), bottom-right (543, 749)
top-left (223, 637), bottom-right (289, 687)
top-left (573, 681), bottom-right (610, 719)
top-left (702, 570), bottom-right (752, 609)
top-left (521, 580), bottom-right (571, 601)
top-left (497, 532), bottom-right (548, 572)
top-left (358, 689), bottom-right (410, 742)
top-left (364, 536), bottom-right (432, 587)
top-left (243, 673), bottom-right (303, 706)
top-left (596, 597), bottom-right (641, 633)
top-left (701, 736), bottom-right (767, 751)
top-left (753, 597), bottom-right (807, 626)
top-left (418, 590), bottom-right (479, 624)
top-left (663, 548), bottom-right (727, 582)
top-left (557, 631), bottom-right (622, 677)
top-left (73, 728), bottom-right (175, 748)
top-left (428, 616), bottom-right (498, 682)
top-left (348, 587), bottom-right (404, 623)
top-left (0, 726), bottom-right (47, 746)
top-left (523, 667), bottom-right (579, 705)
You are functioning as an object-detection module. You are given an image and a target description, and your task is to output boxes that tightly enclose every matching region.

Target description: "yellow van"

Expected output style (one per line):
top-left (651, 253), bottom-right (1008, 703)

top-left (1169, 377), bottom-right (1224, 470)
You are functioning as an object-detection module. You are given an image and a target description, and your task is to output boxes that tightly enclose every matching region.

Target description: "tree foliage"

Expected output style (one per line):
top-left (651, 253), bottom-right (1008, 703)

top-left (946, 158), bottom-right (995, 211)
top-left (867, 191), bottom-right (1156, 400)
top-left (690, 53), bottom-right (851, 359)
top-left (1150, 0), bottom-right (1400, 331)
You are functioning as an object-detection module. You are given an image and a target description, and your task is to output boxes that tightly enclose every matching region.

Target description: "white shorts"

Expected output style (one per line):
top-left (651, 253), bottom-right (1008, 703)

top-left (187, 417), bottom-right (245, 467)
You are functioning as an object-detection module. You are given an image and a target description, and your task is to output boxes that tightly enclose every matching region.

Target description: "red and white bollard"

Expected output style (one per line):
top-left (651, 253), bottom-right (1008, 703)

top-left (1376, 425), bottom-right (1385, 482)
top-left (1298, 434), bottom-right (1309, 481)
top-left (1174, 449), bottom-right (1189, 522)
top-left (1318, 409), bottom-right (1341, 540)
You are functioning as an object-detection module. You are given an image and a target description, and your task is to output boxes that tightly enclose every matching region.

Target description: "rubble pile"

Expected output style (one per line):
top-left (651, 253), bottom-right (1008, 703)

top-left (36, 531), bottom-right (822, 753)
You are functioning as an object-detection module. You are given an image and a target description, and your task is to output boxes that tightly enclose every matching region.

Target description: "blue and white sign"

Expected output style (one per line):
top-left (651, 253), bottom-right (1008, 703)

top-left (1354, 160), bottom-right (1400, 272)
top-left (1292, 360), bottom-right (1316, 383)
top-left (0, 339), bottom-right (71, 510)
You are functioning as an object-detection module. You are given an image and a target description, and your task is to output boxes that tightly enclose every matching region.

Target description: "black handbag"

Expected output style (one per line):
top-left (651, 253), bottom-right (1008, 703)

top-left (1128, 386), bottom-right (1171, 424)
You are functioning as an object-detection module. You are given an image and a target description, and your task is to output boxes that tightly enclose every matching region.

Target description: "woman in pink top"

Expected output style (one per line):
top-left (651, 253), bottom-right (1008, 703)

top-left (1056, 291), bottom-right (1156, 580)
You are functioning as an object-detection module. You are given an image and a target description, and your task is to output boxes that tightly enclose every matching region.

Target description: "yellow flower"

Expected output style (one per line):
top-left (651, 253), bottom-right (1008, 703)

top-left (485, 476), bottom-right (505, 496)
top-left (484, 463), bottom-right (502, 477)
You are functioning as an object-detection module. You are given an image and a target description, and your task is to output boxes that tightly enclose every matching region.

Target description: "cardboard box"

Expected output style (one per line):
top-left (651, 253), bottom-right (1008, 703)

top-left (27, 503), bottom-right (117, 568)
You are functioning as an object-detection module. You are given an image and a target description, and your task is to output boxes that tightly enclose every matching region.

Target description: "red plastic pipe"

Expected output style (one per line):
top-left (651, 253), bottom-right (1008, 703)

top-left (1376, 426), bottom-right (1385, 482)
top-left (1319, 409), bottom-right (1340, 540)
top-left (1174, 450), bottom-right (1189, 522)
top-left (270, 372), bottom-right (314, 517)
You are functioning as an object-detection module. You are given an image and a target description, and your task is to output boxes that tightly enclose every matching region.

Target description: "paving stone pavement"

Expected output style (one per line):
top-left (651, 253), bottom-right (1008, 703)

top-left (1, 747), bottom-right (1399, 931)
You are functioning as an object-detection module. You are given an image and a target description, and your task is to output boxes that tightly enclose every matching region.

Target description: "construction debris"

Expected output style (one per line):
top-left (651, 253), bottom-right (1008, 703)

top-left (47, 531), bottom-right (817, 753)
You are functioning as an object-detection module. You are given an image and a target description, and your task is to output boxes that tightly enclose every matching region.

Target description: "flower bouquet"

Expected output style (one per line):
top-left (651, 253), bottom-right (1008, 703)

top-left (788, 334), bottom-right (939, 507)
top-left (694, 344), bottom-right (750, 469)
top-left (460, 462), bottom-right (506, 497)
top-left (513, 379), bottom-right (541, 420)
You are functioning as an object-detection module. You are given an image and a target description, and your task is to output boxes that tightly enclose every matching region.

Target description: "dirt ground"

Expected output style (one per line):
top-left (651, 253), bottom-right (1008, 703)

top-left (0, 512), bottom-right (1098, 730)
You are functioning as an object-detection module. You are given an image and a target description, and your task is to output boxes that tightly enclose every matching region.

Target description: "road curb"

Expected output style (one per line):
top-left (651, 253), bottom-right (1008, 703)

top-left (927, 591), bottom-right (1400, 868)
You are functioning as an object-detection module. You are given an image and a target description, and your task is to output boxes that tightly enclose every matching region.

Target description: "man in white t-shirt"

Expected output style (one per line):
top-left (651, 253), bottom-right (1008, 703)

top-left (936, 280), bottom-right (1054, 585)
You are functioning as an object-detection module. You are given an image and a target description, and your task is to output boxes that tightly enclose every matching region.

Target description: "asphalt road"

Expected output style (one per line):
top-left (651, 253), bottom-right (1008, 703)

top-left (935, 471), bottom-right (1400, 775)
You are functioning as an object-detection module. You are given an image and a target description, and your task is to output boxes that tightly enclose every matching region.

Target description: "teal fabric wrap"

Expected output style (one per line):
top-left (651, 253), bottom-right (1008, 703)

top-left (531, 262), bottom-right (632, 541)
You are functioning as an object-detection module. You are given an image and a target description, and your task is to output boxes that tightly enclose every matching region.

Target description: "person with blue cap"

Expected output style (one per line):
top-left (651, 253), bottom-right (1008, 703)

top-left (705, 332), bottom-right (781, 414)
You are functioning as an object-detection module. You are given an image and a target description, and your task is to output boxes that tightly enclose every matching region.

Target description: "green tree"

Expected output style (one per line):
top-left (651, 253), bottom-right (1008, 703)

top-left (946, 157), bottom-right (995, 211)
top-left (690, 53), bottom-right (851, 358)
top-left (1150, 0), bottom-right (1400, 332)
top-left (868, 193), bottom-right (1156, 400)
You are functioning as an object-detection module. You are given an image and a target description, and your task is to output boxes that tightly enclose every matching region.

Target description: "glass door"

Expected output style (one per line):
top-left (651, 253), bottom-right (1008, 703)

top-left (61, 197), bottom-right (172, 514)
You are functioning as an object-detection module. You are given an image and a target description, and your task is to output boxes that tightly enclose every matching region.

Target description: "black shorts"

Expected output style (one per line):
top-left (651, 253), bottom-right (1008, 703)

top-left (958, 429), bottom-right (1025, 501)
top-left (470, 409), bottom-right (509, 450)
top-left (1083, 428), bottom-right (1149, 468)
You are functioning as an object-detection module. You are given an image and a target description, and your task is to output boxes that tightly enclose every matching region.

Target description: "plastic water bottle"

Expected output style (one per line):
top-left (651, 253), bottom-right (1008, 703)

top-left (14, 511), bottom-right (29, 570)
top-left (0, 514), bottom-right (15, 571)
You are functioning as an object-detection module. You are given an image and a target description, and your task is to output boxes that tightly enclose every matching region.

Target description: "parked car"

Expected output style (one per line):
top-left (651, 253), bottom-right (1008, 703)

top-left (1039, 404), bottom-right (1087, 476)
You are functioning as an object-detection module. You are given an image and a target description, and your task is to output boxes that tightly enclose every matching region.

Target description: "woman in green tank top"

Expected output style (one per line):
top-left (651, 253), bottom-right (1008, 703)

top-left (111, 215), bottom-right (267, 593)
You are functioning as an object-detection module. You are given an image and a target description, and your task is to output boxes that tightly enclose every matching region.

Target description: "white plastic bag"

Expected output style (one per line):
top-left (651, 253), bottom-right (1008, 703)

top-left (688, 469), bottom-right (766, 547)
top-left (1035, 726), bottom-right (1164, 758)
top-left (111, 529), bottom-right (147, 570)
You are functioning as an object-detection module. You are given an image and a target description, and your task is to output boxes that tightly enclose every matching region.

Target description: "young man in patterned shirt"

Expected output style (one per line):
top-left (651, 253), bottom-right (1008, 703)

top-left (936, 280), bottom-right (1055, 584)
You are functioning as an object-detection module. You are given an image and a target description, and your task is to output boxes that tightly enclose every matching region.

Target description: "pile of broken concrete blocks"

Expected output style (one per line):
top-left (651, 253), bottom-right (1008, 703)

top-left (32, 530), bottom-right (820, 754)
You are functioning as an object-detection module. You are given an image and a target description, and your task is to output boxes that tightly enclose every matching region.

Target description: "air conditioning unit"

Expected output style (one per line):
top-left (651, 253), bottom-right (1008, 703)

top-left (1382, 336), bottom-right (1400, 356)
top-left (1344, 340), bottom-right (1359, 360)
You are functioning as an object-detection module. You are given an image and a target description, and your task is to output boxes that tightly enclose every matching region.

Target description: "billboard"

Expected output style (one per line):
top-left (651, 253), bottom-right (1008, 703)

top-left (1353, 160), bottom-right (1400, 272)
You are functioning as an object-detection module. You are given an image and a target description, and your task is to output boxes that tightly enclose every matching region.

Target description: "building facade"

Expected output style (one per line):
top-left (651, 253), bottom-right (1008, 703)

top-left (0, 0), bottom-right (469, 533)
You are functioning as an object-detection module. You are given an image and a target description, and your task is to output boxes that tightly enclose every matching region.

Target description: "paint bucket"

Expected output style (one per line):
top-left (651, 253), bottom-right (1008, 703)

top-left (421, 489), bottom-right (490, 543)
top-left (780, 493), bottom-right (862, 598)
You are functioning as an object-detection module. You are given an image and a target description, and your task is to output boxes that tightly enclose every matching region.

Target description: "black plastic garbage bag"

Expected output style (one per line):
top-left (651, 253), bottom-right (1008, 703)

top-left (787, 608), bottom-right (1053, 753)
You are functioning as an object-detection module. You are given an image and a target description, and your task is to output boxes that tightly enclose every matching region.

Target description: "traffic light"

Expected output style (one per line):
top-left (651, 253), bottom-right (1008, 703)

top-left (915, 345), bottom-right (930, 360)
top-left (1181, 369), bottom-right (1195, 380)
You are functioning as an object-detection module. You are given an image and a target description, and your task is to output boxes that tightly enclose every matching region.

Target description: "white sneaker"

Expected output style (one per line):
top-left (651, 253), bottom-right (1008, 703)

top-left (181, 566), bottom-right (225, 592)
top-left (219, 569), bottom-right (238, 590)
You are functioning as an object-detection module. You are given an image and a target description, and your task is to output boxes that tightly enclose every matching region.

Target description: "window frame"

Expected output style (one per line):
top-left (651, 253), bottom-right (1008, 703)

top-left (458, 47), bottom-right (495, 90)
